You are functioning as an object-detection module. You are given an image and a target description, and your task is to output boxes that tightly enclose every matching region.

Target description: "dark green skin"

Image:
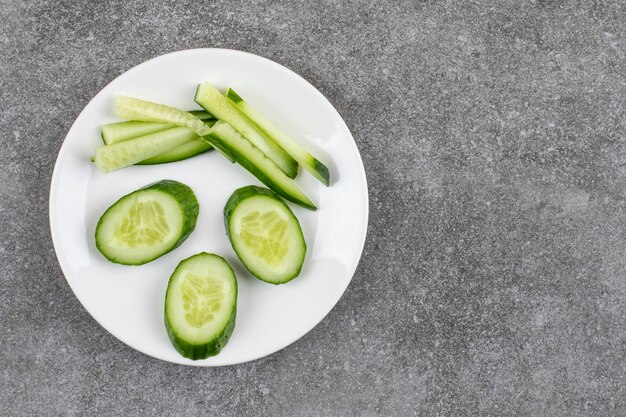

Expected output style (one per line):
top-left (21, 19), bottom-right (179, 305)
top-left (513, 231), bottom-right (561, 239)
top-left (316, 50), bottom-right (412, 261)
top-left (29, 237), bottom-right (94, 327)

top-left (95, 180), bottom-right (199, 265)
top-left (225, 88), bottom-right (244, 103)
top-left (313, 159), bottom-right (330, 186)
top-left (164, 252), bottom-right (237, 360)
top-left (224, 186), bottom-right (307, 284)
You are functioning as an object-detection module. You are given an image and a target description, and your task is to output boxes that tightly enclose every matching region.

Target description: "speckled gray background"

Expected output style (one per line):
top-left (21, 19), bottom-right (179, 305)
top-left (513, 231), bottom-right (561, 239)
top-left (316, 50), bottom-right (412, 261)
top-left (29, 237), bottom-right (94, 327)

top-left (1, 0), bottom-right (625, 416)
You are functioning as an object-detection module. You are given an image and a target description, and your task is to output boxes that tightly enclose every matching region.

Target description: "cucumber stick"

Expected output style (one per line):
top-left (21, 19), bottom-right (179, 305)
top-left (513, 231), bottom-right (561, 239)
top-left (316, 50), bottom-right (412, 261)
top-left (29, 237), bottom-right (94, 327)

top-left (115, 96), bottom-right (211, 136)
top-left (95, 180), bottom-right (199, 265)
top-left (204, 121), bottom-right (316, 210)
top-left (94, 127), bottom-right (198, 172)
top-left (165, 252), bottom-right (237, 360)
top-left (138, 138), bottom-right (212, 165)
top-left (227, 88), bottom-right (330, 186)
top-left (102, 111), bottom-right (213, 145)
top-left (194, 83), bottom-right (298, 179)
top-left (225, 186), bottom-right (306, 284)
top-left (102, 121), bottom-right (173, 145)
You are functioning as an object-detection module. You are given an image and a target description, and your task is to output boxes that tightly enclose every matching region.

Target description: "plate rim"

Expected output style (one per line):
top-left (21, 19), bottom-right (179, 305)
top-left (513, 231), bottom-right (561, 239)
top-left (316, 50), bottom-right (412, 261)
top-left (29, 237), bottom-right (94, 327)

top-left (49, 48), bottom-right (369, 366)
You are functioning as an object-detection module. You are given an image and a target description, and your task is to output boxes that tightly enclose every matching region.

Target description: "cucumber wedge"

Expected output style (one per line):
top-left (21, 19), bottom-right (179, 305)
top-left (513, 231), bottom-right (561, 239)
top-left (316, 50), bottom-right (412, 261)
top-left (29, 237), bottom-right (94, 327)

top-left (101, 111), bottom-right (214, 145)
top-left (138, 138), bottom-right (212, 165)
top-left (226, 88), bottom-right (330, 186)
top-left (204, 121), bottom-right (316, 210)
top-left (114, 96), bottom-right (211, 136)
top-left (165, 252), bottom-right (237, 360)
top-left (225, 186), bottom-right (306, 284)
top-left (95, 180), bottom-right (199, 265)
top-left (194, 83), bottom-right (299, 178)
top-left (94, 127), bottom-right (198, 172)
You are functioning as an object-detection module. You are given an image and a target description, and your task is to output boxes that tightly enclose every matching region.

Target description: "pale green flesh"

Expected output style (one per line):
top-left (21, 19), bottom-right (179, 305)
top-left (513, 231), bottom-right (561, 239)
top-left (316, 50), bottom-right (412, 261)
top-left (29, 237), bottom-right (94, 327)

top-left (238, 209), bottom-right (289, 267)
top-left (115, 96), bottom-right (211, 136)
top-left (194, 83), bottom-right (298, 178)
top-left (208, 121), bottom-right (315, 209)
top-left (102, 121), bottom-right (173, 145)
top-left (111, 199), bottom-right (170, 248)
top-left (226, 88), bottom-right (330, 186)
top-left (230, 196), bottom-right (305, 282)
top-left (166, 255), bottom-right (236, 343)
top-left (97, 190), bottom-right (184, 264)
top-left (181, 273), bottom-right (224, 328)
top-left (94, 127), bottom-right (197, 172)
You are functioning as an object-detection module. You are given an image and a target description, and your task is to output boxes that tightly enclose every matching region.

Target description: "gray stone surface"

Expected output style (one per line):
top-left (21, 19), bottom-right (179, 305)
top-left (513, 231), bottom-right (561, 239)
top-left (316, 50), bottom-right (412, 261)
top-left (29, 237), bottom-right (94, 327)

top-left (1, 0), bottom-right (625, 415)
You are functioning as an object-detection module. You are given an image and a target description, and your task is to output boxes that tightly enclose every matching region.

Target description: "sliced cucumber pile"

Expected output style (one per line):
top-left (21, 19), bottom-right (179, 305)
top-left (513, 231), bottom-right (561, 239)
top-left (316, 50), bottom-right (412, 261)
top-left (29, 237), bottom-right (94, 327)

top-left (95, 180), bottom-right (199, 265)
top-left (226, 88), bottom-right (330, 186)
top-left (205, 121), bottom-right (316, 210)
top-left (165, 252), bottom-right (237, 359)
top-left (195, 83), bottom-right (299, 179)
top-left (90, 85), bottom-right (330, 359)
top-left (225, 186), bottom-right (306, 284)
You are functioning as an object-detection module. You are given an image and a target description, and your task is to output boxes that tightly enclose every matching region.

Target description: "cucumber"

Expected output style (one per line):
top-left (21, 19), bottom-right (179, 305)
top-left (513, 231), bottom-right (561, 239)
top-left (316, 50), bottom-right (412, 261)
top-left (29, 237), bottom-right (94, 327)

top-left (102, 121), bottom-right (173, 145)
top-left (137, 138), bottom-right (212, 165)
top-left (204, 121), bottom-right (316, 210)
top-left (114, 96), bottom-right (211, 136)
top-left (94, 127), bottom-right (198, 172)
top-left (226, 88), bottom-right (330, 186)
top-left (194, 83), bottom-right (299, 178)
top-left (224, 186), bottom-right (306, 284)
top-left (189, 110), bottom-right (214, 120)
top-left (96, 120), bottom-right (236, 166)
top-left (95, 180), bottom-right (199, 265)
top-left (165, 252), bottom-right (237, 359)
top-left (101, 111), bottom-right (214, 145)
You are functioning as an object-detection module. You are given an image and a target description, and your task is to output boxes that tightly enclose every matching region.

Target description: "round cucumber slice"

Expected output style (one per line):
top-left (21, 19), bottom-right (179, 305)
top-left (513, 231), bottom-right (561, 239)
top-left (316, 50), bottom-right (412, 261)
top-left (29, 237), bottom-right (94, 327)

top-left (165, 252), bottom-right (237, 360)
top-left (95, 180), bottom-right (199, 265)
top-left (224, 186), bottom-right (306, 284)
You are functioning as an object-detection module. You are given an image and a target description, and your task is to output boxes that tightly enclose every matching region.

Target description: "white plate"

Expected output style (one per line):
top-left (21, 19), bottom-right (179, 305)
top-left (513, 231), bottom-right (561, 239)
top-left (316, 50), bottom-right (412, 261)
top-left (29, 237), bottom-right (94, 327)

top-left (49, 49), bottom-right (368, 366)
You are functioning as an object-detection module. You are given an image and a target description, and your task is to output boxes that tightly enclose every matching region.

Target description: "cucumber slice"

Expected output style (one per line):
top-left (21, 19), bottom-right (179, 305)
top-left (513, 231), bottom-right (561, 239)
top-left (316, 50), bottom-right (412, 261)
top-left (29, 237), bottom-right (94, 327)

top-left (204, 121), bottom-right (316, 210)
top-left (101, 111), bottom-right (214, 145)
top-left (226, 88), bottom-right (330, 186)
top-left (165, 252), bottom-right (237, 359)
top-left (114, 96), bottom-right (211, 136)
top-left (94, 127), bottom-right (198, 172)
top-left (194, 83), bottom-right (299, 178)
top-left (137, 138), bottom-right (212, 165)
top-left (95, 180), bottom-right (199, 265)
top-left (225, 186), bottom-right (306, 284)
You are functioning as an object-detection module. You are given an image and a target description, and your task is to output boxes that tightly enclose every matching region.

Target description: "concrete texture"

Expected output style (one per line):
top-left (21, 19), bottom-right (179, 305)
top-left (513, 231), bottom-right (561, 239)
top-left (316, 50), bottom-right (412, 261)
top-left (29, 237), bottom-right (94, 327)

top-left (1, 0), bottom-right (625, 415)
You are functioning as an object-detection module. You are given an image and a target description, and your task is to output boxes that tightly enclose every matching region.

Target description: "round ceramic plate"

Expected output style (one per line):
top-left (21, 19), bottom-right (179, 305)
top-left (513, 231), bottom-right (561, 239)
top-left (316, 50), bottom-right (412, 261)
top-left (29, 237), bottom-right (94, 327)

top-left (49, 49), bottom-right (368, 366)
